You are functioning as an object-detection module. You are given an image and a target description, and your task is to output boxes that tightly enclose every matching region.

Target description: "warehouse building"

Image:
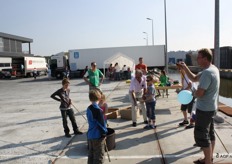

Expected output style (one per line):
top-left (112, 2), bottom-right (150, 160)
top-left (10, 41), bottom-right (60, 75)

top-left (0, 32), bottom-right (33, 57)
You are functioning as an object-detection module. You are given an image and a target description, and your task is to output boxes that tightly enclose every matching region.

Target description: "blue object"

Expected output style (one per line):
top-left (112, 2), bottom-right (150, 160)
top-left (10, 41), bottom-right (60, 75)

top-left (192, 113), bottom-right (196, 121)
top-left (74, 52), bottom-right (79, 58)
top-left (177, 90), bottom-right (193, 105)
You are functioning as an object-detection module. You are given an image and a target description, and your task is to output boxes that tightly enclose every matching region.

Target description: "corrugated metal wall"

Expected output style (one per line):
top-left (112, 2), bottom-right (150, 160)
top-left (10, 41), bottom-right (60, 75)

top-left (3, 38), bottom-right (10, 52)
top-left (191, 47), bottom-right (232, 69)
top-left (220, 47), bottom-right (232, 69)
top-left (185, 54), bottom-right (192, 66)
top-left (2, 38), bottom-right (22, 53)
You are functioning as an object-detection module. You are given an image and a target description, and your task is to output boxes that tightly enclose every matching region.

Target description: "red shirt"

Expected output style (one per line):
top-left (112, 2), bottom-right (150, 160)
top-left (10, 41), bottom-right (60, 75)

top-left (135, 64), bottom-right (147, 70)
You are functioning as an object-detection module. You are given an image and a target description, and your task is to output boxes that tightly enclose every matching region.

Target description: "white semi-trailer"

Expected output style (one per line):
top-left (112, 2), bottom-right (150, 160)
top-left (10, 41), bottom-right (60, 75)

top-left (12, 56), bottom-right (48, 77)
top-left (24, 57), bottom-right (48, 76)
top-left (0, 57), bottom-right (12, 71)
top-left (50, 45), bottom-right (165, 78)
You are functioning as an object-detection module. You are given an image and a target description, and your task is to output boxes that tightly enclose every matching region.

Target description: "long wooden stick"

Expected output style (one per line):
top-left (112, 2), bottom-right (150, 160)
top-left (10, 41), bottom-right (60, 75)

top-left (105, 112), bottom-right (113, 116)
top-left (72, 104), bottom-right (87, 121)
top-left (104, 140), bottom-right (111, 162)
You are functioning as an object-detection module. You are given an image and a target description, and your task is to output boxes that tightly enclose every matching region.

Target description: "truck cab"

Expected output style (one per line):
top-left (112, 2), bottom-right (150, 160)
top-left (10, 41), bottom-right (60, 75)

top-left (50, 52), bottom-right (69, 79)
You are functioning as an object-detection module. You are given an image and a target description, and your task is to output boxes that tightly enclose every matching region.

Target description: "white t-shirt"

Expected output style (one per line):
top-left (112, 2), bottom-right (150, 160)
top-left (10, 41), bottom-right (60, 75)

top-left (182, 74), bottom-right (197, 91)
top-left (115, 65), bottom-right (121, 72)
top-left (122, 66), bottom-right (127, 72)
top-left (129, 75), bottom-right (147, 92)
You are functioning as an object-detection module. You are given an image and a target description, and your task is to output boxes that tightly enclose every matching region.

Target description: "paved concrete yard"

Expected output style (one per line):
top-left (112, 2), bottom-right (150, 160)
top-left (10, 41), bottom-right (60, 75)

top-left (0, 76), bottom-right (232, 164)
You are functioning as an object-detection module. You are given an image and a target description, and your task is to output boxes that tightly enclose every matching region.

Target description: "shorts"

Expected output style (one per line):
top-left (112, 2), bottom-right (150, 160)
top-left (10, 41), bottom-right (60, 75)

top-left (180, 97), bottom-right (195, 113)
top-left (194, 109), bottom-right (216, 148)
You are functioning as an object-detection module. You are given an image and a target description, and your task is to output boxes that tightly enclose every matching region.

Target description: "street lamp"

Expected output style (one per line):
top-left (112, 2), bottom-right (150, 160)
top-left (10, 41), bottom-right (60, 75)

top-left (147, 18), bottom-right (154, 45)
top-left (143, 32), bottom-right (148, 46)
top-left (143, 38), bottom-right (148, 46)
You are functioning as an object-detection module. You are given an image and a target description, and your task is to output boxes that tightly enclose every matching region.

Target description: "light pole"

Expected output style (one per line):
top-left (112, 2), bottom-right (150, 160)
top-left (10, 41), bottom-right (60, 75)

top-left (147, 18), bottom-right (154, 45)
top-left (143, 32), bottom-right (148, 46)
top-left (214, 0), bottom-right (220, 68)
top-left (164, 0), bottom-right (168, 73)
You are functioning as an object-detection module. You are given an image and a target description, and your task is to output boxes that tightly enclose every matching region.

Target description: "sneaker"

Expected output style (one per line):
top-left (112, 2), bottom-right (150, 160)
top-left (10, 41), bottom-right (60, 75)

top-left (65, 133), bottom-right (71, 138)
top-left (144, 120), bottom-right (148, 124)
top-left (74, 130), bottom-right (83, 135)
top-left (150, 125), bottom-right (156, 129)
top-left (155, 94), bottom-right (161, 98)
top-left (179, 120), bottom-right (189, 126)
top-left (143, 125), bottom-right (150, 129)
top-left (193, 158), bottom-right (213, 164)
top-left (132, 122), bottom-right (137, 127)
top-left (193, 143), bottom-right (199, 147)
top-left (185, 124), bottom-right (194, 129)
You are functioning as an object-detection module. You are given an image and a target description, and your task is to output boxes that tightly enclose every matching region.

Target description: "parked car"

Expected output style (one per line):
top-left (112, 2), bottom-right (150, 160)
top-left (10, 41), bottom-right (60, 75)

top-left (0, 71), bottom-right (11, 79)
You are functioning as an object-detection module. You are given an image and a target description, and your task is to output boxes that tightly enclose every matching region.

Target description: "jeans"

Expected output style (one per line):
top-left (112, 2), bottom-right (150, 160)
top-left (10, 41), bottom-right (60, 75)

top-left (60, 108), bottom-right (79, 134)
top-left (145, 101), bottom-right (156, 120)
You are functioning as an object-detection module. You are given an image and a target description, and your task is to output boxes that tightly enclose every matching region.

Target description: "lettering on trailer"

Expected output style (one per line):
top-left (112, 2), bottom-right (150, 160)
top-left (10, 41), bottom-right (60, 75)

top-left (28, 60), bottom-right (45, 65)
top-left (74, 52), bottom-right (79, 59)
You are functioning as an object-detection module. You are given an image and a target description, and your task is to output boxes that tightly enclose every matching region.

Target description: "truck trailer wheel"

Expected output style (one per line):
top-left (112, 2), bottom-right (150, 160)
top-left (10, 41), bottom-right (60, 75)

top-left (56, 73), bottom-right (62, 79)
top-left (27, 73), bottom-right (33, 77)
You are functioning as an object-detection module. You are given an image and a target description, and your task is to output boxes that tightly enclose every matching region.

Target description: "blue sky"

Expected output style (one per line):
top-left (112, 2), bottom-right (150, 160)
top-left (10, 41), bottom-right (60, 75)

top-left (1, 0), bottom-right (232, 56)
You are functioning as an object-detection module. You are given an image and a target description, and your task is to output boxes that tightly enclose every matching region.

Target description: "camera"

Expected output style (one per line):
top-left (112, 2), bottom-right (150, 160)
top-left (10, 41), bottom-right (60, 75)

top-left (176, 63), bottom-right (182, 70)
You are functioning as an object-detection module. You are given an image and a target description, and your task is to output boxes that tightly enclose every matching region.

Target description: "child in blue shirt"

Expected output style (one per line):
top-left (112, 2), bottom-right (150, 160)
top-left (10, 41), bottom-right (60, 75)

top-left (87, 89), bottom-right (108, 164)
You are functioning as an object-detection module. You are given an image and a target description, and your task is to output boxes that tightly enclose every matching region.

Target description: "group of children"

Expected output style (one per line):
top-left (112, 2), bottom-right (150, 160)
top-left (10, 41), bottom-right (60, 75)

top-left (51, 78), bottom-right (108, 163)
top-left (134, 69), bottom-right (196, 130)
top-left (144, 69), bottom-right (196, 130)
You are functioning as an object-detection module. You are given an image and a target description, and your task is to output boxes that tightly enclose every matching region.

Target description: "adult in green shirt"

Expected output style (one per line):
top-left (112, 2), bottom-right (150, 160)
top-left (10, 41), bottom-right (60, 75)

top-left (83, 62), bottom-right (104, 91)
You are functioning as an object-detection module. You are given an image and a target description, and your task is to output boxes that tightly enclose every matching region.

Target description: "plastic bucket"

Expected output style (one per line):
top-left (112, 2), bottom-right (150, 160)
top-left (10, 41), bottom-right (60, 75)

top-left (105, 128), bottom-right (115, 151)
top-left (87, 128), bottom-right (116, 151)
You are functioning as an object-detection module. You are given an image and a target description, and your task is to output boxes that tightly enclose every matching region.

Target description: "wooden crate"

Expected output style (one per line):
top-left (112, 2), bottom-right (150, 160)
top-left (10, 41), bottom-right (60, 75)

top-left (120, 106), bottom-right (140, 120)
top-left (106, 108), bottom-right (119, 119)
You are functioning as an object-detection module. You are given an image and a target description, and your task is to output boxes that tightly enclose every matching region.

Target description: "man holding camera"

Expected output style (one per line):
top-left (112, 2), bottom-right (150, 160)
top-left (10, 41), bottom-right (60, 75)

top-left (177, 48), bottom-right (220, 164)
